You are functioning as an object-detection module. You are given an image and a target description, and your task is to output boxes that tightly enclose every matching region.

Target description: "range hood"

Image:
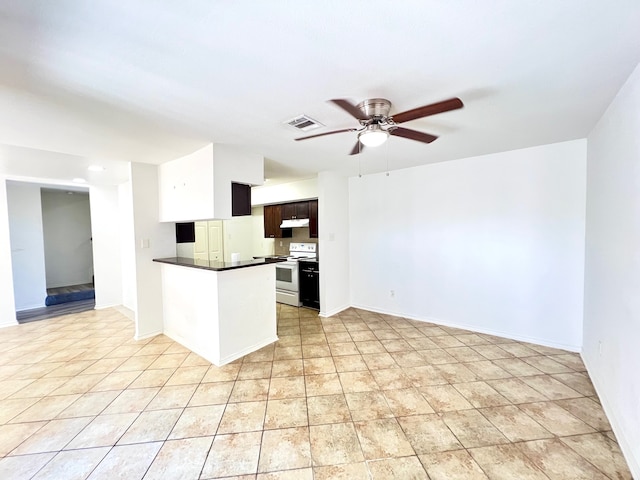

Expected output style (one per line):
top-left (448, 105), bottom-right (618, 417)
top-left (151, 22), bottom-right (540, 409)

top-left (280, 218), bottom-right (310, 228)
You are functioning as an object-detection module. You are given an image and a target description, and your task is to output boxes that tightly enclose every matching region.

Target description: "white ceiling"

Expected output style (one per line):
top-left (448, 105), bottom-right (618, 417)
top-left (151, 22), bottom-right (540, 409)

top-left (1, 1), bottom-right (639, 184)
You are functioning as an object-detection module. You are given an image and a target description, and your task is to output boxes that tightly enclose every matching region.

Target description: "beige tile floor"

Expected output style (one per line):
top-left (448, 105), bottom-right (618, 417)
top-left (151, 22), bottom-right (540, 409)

top-left (0, 304), bottom-right (633, 479)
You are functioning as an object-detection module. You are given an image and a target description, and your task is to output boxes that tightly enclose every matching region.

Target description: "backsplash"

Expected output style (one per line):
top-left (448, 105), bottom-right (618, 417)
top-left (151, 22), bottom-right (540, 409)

top-left (274, 227), bottom-right (318, 256)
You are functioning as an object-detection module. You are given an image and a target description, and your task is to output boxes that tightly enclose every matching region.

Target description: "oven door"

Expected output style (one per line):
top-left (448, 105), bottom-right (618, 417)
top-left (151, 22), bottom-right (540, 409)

top-left (276, 261), bottom-right (299, 292)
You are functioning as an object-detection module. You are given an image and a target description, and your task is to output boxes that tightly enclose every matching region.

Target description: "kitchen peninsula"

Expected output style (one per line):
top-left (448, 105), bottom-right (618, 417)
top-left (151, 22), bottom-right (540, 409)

top-left (153, 256), bottom-right (285, 366)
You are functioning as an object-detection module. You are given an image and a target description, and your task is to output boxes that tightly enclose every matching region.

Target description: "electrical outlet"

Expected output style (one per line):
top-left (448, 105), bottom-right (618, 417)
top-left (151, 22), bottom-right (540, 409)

top-left (390, 290), bottom-right (395, 298)
top-left (598, 340), bottom-right (603, 356)
top-left (280, 241), bottom-right (283, 247)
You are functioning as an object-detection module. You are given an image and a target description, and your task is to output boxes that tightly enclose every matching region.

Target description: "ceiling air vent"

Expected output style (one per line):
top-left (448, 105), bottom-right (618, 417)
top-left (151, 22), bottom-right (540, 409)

top-left (285, 115), bottom-right (324, 132)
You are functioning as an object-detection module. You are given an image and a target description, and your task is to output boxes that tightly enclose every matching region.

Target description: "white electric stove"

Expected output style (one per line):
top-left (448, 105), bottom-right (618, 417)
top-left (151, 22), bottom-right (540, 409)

top-left (275, 243), bottom-right (317, 306)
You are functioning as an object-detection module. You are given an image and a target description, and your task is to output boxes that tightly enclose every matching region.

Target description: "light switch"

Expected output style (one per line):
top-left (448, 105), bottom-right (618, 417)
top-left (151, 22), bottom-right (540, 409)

top-left (140, 238), bottom-right (150, 249)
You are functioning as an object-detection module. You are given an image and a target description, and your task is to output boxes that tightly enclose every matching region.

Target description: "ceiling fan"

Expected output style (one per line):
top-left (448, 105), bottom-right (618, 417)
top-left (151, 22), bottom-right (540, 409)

top-left (295, 97), bottom-right (464, 155)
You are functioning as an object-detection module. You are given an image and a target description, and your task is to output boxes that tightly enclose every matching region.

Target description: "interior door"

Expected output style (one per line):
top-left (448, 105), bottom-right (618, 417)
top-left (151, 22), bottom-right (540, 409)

top-left (207, 220), bottom-right (224, 261)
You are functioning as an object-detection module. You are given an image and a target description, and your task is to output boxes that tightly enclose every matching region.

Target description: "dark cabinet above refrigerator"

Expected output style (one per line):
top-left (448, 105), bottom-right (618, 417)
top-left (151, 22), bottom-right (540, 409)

top-left (231, 182), bottom-right (252, 216)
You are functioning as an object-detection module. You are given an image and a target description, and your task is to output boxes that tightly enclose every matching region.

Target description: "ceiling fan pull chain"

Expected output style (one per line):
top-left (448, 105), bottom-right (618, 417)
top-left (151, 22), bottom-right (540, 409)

top-left (386, 139), bottom-right (390, 176)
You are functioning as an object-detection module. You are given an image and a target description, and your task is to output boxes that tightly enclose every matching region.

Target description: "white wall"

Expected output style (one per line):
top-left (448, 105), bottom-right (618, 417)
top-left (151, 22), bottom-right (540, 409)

top-left (221, 206), bottom-right (275, 261)
top-left (0, 180), bottom-right (17, 325)
top-left (251, 177), bottom-right (317, 206)
top-left (158, 143), bottom-right (263, 222)
top-left (583, 63), bottom-right (640, 477)
top-left (251, 206), bottom-right (275, 257)
top-left (119, 181), bottom-right (137, 312)
top-left (222, 216), bottom-right (254, 262)
top-left (41, 189), bottom-right (93, 288)
top-left (350, 140), bottom-right (587, 350)
top-left (130, 163), bottom-right (176, 339)
top-left (176, 242), bottom-right (194, 258)
top-left (161, 263), bottom-right (277, 366)
top-left (90, 185), bottom-right (123, 309)
top-left (212, 144), bottom-right (263, 219)
top-left (6, 182), bottom-right (48, 311)
top-left (318, 171), bottom-right (350, 316)
top-left (158, 144), bottom-right (215, 222)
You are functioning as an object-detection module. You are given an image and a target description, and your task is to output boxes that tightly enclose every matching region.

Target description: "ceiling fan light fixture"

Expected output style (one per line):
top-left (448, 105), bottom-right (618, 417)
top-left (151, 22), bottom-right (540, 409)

top-left (358, 124), bottom-right (389, 147)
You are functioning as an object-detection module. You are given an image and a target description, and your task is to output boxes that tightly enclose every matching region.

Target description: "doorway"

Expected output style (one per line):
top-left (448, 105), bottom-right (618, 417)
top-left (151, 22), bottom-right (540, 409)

top-left (7, 181), bottom-right (96, 323)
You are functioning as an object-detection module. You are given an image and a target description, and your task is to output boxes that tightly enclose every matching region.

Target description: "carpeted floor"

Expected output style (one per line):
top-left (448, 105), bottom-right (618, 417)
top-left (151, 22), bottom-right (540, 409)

top-left (16, 299), bottom-right (96, 324)
top-left (17, 282), bottom-right (96, 324)
top-left (47, 283), bottom-right (94, 295)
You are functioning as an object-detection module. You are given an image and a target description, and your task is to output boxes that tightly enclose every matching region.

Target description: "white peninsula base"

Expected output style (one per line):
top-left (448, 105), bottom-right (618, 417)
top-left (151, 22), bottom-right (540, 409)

top-left (159, 262), bottom-right (278, 366)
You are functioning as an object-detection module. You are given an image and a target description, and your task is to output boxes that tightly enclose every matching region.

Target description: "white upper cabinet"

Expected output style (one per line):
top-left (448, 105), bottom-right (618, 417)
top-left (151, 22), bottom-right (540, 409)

top-left (158, 144), bottom-right (263, 222)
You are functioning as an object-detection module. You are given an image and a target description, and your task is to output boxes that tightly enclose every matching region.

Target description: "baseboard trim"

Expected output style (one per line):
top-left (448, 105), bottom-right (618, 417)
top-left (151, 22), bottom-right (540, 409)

top-left (0, 320), bottom-right (19, 328)
top-left (582, 353), bottom-right (640, 478)
top-left (319, 304), bottom-right (351, 318)
top-left (97, 304), bottom-right (135, 322)
top-left (163, 329), bottom-right (278, 367)
top-left (349, 303), bottom-right (581, 353)
top-left (15, 303), bottom-right (45, 312)
top-left (135, 329), bottom-right (163, 341)
top-left (94, 303), bottom-right (118, 310)
top-left (218, 336), bottom-right (279, 365)
top-left (111, 305), bottom-right (135, 321)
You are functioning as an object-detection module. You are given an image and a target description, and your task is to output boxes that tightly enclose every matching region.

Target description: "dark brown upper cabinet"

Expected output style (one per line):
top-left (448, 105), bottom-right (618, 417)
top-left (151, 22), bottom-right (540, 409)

top-left (309, 199), bottom-right (318, 238)
top-left (263, 204), bottom-right (292, 238)
top-left (281, 201), bottom-right (309, 220)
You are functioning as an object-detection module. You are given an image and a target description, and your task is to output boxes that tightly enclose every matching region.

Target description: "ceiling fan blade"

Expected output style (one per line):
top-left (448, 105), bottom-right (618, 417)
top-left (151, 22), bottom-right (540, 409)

top-left (329, 99), bottom-right (370, 120)
top-left (390, 127), bottom-right (438, 144)
top-left (349, 141), bottom-right (364, 155)
top-left (295, 128), bottom-right (356, 141)
top-left (392, 97), bottom-right (463, 124)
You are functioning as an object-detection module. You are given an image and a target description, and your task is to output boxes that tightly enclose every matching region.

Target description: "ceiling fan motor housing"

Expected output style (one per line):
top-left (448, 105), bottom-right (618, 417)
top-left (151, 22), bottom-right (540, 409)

top-left (357, 98), bottom-right (392, 121)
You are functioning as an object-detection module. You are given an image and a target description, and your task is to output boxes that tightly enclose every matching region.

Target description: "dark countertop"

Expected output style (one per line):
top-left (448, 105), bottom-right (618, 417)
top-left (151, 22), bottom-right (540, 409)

top-left (153, 256), bottom-right (286, 272)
